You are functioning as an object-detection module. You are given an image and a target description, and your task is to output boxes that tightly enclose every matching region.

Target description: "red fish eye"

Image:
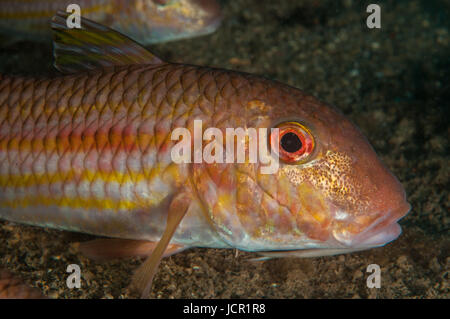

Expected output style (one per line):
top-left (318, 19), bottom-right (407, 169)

top-left (270, 122), bottom-right (315, 163)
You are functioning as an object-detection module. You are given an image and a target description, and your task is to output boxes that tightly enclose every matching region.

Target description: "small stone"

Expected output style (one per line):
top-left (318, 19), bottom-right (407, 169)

top-left (349, 69), bottom-right (359, 77)
top-left (353, 270), bottom-right (363, 281)
top-left (397, 255), bottom-right (412, 272)
top-left (429, 257), bottom-right (441, 272)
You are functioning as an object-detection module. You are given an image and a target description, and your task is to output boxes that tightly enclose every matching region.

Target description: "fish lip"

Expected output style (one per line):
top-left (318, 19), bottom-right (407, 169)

top-left (335, 201), bottom-right (411, 248)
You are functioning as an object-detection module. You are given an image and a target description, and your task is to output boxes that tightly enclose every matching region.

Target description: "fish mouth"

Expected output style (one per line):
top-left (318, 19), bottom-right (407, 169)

top-left (334, 201), bottom-right (411, 249)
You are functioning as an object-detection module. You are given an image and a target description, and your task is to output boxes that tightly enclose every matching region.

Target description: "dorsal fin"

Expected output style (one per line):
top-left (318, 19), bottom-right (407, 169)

top-left (51, 11), bottom-right (163, 74)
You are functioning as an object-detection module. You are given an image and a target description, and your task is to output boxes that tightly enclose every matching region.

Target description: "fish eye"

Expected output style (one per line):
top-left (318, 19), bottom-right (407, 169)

top-left (270, 121), bottom-right (315, 163)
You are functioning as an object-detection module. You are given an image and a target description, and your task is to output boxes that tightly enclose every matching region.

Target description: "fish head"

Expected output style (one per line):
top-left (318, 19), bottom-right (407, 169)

top-left (117, 0), bottom-right (222, 43)
top-left (194, 79), bottom-right (410, 255)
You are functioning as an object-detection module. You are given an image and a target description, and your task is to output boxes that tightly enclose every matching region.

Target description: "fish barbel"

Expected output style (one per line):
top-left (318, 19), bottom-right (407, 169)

top-left (0, 12), bottom-right (410, 297)
top-left (0, 0), bottom-right (222, 43)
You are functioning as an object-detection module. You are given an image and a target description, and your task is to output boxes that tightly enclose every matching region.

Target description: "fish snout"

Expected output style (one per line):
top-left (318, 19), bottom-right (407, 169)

top-left (333, 200), bottom-right (411, 249)
top-left (334, 139), bottom-right (412, 248)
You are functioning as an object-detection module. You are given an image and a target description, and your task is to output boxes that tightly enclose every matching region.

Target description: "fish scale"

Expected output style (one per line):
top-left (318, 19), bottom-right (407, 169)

top-left (0, 64), bottom-right (234, 242)
top-left (0, 12), bottom-right (410, 297)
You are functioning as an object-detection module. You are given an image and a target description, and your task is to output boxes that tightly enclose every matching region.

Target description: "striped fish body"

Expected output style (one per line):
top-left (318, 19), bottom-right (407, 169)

top-left (0, 63), bottom-right (249, 249)
top-left (0, 0), bottom-right (222, 43)
top-left (0, 12), bottom-right (411, 297)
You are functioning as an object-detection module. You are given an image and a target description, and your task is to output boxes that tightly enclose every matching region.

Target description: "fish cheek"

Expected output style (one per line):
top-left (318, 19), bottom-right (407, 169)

top-left (193, 162), bottom-right (292, 249)
top-left (280, 150), bottom-right (363, 242)
top-left (285, 149), bottom-right (386, 243)
top-left (293, 183), bottom-right (333, 241)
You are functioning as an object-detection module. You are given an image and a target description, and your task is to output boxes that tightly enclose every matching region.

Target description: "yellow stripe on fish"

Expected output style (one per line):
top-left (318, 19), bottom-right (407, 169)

top-left (0, 12), bottom-right (410, 298)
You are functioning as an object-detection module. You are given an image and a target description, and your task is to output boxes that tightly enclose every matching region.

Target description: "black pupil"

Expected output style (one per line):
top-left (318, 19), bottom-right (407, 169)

top-left (281, 132), bottom-right (303, 153)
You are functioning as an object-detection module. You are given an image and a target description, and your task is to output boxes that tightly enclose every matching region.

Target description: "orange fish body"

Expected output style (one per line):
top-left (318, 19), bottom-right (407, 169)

top-left (0, 12), bottom-right (410, 297)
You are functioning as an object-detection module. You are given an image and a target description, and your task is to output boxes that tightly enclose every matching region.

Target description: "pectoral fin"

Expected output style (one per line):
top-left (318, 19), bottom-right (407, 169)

top-left (73, 239), bottom-right (185, 261)
top-left (129, 192), bottom-right (192, 298)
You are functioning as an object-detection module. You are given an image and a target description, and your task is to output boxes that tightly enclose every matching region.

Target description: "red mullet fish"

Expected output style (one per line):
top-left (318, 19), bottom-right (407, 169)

top-left (0, 12), bottom-right (410, 297)
top-left (0, 0), bottom-right (222, 44)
